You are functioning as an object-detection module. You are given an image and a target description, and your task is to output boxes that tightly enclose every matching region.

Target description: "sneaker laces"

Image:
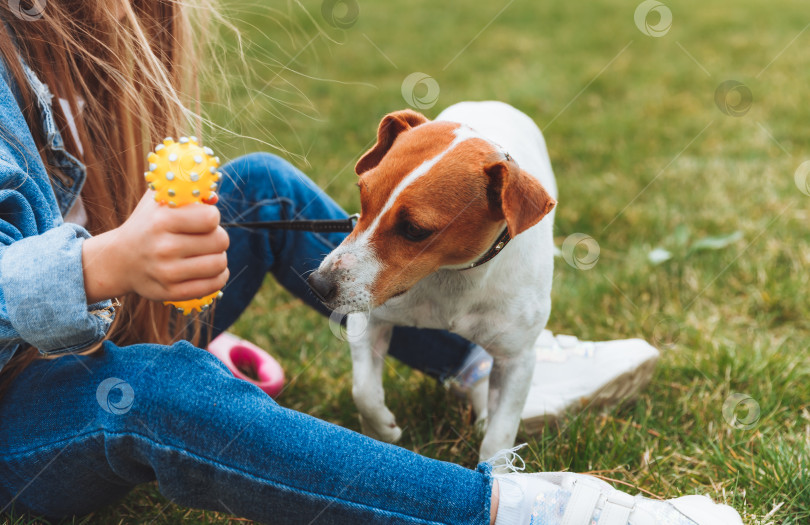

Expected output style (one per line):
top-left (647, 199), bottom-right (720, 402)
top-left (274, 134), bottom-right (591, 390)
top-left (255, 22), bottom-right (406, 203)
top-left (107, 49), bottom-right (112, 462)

top-left (534, 331), bottom-right (596, 362)
top-left (486, 443), bottom-right (528, 473)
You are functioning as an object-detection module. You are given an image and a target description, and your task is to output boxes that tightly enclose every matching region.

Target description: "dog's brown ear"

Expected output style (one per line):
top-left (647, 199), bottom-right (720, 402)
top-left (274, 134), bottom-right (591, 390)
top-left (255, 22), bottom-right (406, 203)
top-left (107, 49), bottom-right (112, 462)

top-left (484, 159), bottom-right (556, 237)
top-left (355, 110), bottom-right (429, 175)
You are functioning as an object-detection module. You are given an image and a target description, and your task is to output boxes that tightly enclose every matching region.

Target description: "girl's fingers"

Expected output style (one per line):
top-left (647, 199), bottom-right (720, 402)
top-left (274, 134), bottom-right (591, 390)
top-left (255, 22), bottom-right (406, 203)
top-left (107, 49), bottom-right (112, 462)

top-left (164, 267), bottom-right (230, 301)
top-left (155, 227), bottom-right (230, 259)
top-left (162, 252), bottom-right (229, 284)
top-left (159, 203), bottom-right (222, 234)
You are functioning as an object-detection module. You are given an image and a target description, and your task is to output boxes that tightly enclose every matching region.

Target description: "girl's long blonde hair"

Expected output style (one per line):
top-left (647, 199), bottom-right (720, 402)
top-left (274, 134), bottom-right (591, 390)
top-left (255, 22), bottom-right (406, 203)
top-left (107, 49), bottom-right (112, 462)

top-left (0, 0), bottom-right (212, 386)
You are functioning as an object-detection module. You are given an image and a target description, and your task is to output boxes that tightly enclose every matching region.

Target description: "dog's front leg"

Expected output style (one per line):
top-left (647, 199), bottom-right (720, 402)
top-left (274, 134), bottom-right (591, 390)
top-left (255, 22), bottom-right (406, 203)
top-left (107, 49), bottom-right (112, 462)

top-left (348, 313), bottom-right (402, 443)
top-left (478, 349), bottom-right (535, 465)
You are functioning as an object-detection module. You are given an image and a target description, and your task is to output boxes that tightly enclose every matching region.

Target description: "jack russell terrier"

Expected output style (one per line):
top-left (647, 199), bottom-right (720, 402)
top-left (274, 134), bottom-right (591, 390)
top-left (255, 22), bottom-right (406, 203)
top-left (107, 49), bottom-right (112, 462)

top-left (308, 101), bottom-right (557, 461)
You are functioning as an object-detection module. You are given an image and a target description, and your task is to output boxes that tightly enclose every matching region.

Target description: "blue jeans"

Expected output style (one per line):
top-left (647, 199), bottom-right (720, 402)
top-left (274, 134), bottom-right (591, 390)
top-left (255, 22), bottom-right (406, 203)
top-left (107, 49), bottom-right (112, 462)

top-left (0, 153), bottom-right (492, 523)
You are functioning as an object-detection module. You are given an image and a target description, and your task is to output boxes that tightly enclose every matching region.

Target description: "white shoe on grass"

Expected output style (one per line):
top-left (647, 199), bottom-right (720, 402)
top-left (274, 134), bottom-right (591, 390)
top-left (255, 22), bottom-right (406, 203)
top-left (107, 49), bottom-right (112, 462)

top-left (493, 470), bottom-right (743, 525)
top-left (449, 331), bottom-right (660, 432)
top-left (522, 331), bottom-right (659, 432)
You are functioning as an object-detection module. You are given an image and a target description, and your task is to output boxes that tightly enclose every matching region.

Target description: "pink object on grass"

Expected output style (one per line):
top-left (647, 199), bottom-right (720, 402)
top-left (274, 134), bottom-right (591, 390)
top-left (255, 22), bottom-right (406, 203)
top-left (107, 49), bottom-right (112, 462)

top-left (207, 333), bottom-right (285, 397)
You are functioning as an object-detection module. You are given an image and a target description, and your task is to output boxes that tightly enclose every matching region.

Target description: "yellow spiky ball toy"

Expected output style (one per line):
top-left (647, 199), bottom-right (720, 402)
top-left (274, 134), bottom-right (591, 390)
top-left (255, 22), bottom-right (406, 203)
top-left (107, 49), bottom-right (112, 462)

top-left (144, 136), bottom-right (224, 315)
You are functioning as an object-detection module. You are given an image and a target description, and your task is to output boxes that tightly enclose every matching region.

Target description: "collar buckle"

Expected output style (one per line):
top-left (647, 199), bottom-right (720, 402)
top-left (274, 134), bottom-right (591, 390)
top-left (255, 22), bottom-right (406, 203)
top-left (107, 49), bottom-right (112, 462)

top-left (463, 227), bottom-right (511, 270)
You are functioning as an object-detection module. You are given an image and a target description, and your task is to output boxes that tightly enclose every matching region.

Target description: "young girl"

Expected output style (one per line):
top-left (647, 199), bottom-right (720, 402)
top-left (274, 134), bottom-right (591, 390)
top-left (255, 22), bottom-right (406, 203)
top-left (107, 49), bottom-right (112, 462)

top-left (0, 1), bottom-right (742, 524)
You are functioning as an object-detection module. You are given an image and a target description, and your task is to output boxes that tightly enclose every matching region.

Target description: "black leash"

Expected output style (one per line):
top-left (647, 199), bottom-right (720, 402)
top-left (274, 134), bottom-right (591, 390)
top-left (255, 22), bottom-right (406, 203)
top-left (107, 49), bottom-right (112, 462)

top-left (220, 213), bottom-right (359, 233)
top-left (222, 213), bottom-right (514, 271)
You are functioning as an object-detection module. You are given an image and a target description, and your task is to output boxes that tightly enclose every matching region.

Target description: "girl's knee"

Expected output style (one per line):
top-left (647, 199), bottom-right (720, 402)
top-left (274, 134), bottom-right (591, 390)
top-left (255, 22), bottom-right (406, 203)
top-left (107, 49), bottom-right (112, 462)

top-left (227, 151), bottom-right (289, 176)
top-left (220, 152), bottom-right (314, 199)
top-left (101, 339), bottom-right (229, 379)
top-left (98, 340), bottom-right (282, 456)
top-left (97, 340), bottom-right (243, 422)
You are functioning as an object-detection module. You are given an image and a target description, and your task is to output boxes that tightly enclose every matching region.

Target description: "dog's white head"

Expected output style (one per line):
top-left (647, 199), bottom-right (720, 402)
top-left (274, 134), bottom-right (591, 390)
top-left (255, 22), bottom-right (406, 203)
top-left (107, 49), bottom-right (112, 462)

top-left (308, 109), bottom-right (556, 312)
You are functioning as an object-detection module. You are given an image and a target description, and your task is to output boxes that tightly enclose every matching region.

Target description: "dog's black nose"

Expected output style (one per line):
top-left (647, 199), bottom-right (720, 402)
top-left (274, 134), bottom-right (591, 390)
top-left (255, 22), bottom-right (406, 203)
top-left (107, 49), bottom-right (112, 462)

top-left (307, 272), bottom-right (337, 303)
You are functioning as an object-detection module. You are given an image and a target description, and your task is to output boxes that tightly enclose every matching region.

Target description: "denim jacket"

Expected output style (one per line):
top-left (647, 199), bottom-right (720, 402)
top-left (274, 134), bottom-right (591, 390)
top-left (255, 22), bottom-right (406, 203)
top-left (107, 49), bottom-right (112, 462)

top-left (0, 45), bottom-right (115, 373)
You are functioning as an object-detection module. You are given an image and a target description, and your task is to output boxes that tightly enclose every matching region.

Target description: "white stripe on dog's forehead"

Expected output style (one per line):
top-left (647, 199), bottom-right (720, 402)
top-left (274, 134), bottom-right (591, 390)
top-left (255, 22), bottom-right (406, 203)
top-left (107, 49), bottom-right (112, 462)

top-left (358, 125), bottom-right (486, 242)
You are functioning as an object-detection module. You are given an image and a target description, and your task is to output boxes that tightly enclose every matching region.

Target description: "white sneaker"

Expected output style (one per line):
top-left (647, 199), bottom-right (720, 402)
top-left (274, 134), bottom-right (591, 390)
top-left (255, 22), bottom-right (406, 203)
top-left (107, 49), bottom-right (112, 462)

top-left (494, 470), bottom-right (743, 525)
top-left (448, 331), bottom-right (660, 433)
top-left (522, 331), bottom-right (660, 433)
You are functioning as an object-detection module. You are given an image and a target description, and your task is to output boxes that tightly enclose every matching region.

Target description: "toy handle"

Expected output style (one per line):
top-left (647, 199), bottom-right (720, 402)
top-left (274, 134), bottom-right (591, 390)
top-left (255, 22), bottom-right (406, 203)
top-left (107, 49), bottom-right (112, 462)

top-left (144, 136), bottom-right (224, 315)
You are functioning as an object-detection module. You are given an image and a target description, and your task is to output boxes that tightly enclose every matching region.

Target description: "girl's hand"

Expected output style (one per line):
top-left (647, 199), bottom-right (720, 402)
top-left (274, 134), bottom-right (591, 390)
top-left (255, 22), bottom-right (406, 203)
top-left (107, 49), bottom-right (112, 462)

top-left (82, 191), bottom-right (230, 304)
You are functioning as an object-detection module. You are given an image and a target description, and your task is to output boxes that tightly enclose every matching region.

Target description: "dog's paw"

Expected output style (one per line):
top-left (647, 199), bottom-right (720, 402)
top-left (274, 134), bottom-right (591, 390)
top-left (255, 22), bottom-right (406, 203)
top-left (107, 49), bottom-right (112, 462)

top-left (359, 413), bottom-right (403, 443)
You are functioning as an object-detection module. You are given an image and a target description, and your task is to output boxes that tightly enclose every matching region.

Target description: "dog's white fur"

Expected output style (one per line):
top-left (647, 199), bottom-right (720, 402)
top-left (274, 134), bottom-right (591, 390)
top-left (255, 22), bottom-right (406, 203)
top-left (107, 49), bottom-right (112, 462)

top-left (324, 101), bottom-right (557, 461)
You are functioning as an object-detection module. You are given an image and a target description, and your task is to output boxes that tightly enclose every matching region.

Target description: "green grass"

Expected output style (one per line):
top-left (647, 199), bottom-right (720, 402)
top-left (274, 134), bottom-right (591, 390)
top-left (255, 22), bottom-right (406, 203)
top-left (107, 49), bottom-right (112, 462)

top-left (11, 0), bottom-right (810, 523)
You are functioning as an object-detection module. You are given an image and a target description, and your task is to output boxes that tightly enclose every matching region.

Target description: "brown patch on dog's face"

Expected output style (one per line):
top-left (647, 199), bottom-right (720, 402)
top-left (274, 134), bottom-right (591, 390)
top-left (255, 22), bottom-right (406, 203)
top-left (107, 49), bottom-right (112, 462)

top-left (361, 137), bottom-right (509, 304)
top-left (348, 120), bottom-right (461, 245)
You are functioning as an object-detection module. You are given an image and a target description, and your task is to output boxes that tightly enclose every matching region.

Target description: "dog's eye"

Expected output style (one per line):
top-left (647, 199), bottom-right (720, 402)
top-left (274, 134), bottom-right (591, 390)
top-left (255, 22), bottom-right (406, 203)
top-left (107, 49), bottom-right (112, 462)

top-left (399, 221), bottom-right (433, 242)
